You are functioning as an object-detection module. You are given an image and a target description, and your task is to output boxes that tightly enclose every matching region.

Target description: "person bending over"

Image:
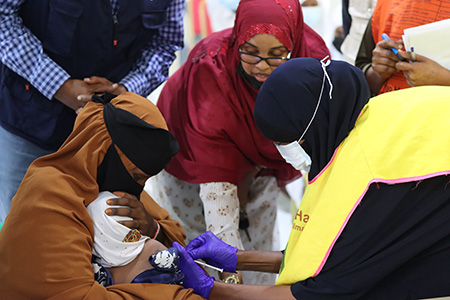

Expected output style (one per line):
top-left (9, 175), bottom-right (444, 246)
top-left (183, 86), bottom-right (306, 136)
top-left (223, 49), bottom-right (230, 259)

top-left (173, 58), bottom-right (450, 300)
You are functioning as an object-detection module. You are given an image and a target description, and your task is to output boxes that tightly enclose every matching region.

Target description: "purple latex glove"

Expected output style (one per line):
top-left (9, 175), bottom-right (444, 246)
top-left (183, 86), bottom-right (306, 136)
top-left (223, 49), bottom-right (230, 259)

top-left (173, 242), bottom-right (215, 299)
top-left (185, 231), bottom-right (237, 273)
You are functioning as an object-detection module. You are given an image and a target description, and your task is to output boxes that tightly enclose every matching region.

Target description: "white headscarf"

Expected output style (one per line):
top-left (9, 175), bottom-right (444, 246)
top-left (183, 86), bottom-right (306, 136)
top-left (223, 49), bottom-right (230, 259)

top-left (87, 191), bottom-right (149, 268)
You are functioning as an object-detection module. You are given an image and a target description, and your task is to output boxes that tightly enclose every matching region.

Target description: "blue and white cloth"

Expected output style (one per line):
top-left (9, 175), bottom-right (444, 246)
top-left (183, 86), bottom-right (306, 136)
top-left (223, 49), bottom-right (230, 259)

top-left (0, 0), bottom-right (185, 99)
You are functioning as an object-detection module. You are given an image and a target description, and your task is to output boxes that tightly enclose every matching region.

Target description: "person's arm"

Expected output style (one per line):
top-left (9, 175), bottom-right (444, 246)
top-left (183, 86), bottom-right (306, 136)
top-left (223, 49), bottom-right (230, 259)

top-left (76, 0), bottom-right (185, 103)
top-left (355, 18), bottom-right (374, 73)
top-left (199, 166), bottom-right (263, 252)
top-left (200, 182), bottom-right (243, 247)
top-left (209, 282), bottom-right (296, 300)
top-left (118, 0), bottom-right (185, 97)
top-left (186, 231), bottom-right (283, 277)
top-left (104, 191), bottom-right (187, 248)
top-left (0, 0), bottom-right (108, 111)
top-left (140, 190), bottom-right (187, 247)
top-left (0, 189), bottom-right (203, 299)
top-left (355, 19), bottom-right (381, 95)
top-left (175, 241), bottom-right (296, 300)
top-left (236, 249), bottom-right (283, 273)
top-left (0, 0), bottom-right (70, 100)
top-left (355, 19), bottom-right (402, 95)
top-left (199, 181), bottom-right (244, 281)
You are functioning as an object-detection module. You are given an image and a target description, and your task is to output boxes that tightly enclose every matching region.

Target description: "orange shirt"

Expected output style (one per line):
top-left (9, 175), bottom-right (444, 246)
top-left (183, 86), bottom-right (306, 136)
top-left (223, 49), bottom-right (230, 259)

top-left (372, 0), bottom-right (450, 93)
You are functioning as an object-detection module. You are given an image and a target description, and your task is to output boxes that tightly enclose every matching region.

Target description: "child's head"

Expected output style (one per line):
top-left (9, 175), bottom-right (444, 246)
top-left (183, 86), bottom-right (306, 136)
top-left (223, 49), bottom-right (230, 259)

top-left (88, 192), bottom-right (183, 286)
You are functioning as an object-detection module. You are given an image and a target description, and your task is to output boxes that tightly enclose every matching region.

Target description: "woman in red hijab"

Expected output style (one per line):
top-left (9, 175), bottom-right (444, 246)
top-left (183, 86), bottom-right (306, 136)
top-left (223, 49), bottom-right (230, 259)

top-left (149, 0), bottom-right (330, 285)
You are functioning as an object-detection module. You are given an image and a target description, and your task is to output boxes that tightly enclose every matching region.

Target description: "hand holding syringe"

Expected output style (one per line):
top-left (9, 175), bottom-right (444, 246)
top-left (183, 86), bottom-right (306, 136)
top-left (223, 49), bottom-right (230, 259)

top-left (194, 259), bottom-right (223, 272)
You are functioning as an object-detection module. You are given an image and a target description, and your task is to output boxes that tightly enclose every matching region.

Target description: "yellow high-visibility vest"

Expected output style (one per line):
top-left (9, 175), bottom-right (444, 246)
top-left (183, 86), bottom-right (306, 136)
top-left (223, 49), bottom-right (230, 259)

top-left (277, 86), bottom-right (450, 285)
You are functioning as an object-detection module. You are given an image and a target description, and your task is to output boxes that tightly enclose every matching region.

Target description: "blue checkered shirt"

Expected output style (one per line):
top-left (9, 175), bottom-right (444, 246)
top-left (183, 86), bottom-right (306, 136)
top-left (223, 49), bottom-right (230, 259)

top-left (0, 0), bottom-right (185, 99)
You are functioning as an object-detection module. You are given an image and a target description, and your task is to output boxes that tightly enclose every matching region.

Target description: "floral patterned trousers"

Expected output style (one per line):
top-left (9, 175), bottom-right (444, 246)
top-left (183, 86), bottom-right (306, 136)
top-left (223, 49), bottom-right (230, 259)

top-left (146, 169), bottom-right (281, 285)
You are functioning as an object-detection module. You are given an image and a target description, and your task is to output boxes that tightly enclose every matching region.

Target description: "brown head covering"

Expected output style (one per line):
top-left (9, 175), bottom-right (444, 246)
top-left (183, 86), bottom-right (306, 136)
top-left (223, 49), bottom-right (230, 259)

top-left (0, 92), bottom-right (199, 300)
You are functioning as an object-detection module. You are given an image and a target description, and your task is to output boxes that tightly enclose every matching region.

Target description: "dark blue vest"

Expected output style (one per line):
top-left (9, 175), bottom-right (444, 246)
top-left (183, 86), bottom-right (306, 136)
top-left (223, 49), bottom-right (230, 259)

top-left (0, 0), bottom-right (174, 150)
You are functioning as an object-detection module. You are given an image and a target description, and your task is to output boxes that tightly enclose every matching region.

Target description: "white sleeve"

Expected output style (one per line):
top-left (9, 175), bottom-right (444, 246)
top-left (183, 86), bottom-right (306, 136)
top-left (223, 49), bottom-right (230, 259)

top-left (199, 182), bottom-right (244, 250)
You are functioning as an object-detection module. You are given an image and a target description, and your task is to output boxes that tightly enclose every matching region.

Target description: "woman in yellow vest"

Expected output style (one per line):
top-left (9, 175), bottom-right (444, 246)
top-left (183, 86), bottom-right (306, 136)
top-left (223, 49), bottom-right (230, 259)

top-left (170, 58), bottom-right (450, 299)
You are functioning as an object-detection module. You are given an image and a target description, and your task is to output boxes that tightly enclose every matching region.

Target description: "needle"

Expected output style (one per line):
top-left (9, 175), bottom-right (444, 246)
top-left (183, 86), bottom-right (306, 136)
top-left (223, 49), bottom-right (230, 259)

top-left (194, 260), bottom-right (224, 273)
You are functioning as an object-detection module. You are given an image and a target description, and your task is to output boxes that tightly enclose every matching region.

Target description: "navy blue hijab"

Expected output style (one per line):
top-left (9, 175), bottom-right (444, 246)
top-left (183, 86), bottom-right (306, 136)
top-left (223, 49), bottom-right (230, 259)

top-left (254, 58), bottom-right (370, 179)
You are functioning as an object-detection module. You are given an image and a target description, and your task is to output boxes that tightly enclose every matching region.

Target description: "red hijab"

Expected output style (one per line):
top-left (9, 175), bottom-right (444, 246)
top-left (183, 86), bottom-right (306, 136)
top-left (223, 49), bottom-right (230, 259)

top-left (157, 0), bottom-right (330, 186)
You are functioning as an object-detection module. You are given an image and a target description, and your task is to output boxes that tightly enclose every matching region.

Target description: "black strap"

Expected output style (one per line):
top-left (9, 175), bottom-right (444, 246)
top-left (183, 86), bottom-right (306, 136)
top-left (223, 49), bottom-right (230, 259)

top-left (92, 92), bottom-right (118, 104)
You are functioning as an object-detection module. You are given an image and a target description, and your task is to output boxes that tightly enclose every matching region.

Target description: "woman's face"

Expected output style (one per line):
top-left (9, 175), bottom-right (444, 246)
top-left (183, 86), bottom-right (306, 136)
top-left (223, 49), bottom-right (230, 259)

top-left (239, 33), bottom-right (290, 83)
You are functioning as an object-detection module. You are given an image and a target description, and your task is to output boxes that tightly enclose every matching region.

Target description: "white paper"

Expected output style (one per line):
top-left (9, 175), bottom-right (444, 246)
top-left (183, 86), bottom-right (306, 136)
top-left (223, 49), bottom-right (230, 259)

top-left (402, 18), bottom-right (450, 70)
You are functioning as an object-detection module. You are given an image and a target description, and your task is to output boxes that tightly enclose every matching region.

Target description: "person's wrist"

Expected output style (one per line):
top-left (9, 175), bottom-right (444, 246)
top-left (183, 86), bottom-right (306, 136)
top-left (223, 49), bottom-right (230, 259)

top-left (199, 275), bottom-right (215, 298)
top-left (219, 270), bottom-right (242, 284)
top-left (151, 219), bottom-right (160, 239)
top-left (223, 273), bottom-right (241, 284)
top-left (115, 84), bottom-right (128, 95)
top-left (226, 246), bottom-right (238, 272)
top-left (222, 248), bottom-right (239, 272)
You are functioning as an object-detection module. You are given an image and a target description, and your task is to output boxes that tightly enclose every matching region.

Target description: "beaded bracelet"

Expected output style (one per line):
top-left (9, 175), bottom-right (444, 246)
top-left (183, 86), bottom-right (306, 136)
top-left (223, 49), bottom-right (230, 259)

top-left (152, 220), bottom-right (161, 239)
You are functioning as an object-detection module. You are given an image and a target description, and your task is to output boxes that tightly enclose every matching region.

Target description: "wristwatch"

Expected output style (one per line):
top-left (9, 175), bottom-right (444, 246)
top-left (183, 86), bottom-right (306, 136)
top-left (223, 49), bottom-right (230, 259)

top-left (223, 274), bottom-right (241, 284)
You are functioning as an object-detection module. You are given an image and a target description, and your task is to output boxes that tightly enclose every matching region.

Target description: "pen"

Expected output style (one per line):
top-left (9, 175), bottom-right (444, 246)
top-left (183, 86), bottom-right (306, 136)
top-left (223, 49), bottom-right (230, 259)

top-left (194, 259), bottom-right (224, 273)
top-left (381, 33), bottom-right (406, 61)
top-left (410, 47), bottom-right (416, 62)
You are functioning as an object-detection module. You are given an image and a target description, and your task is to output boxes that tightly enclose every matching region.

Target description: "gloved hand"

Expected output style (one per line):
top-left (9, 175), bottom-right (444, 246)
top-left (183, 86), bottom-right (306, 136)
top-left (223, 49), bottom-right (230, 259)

top-left (185, 231), bottom-right (238, 273)
top-left (172, 242), bottom-right (215, 299)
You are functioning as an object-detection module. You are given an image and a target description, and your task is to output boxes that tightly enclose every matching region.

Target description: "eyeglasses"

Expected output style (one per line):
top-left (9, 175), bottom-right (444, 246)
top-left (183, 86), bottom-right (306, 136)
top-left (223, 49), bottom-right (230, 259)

top-left (239, 51), bottom-right (291, 67)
